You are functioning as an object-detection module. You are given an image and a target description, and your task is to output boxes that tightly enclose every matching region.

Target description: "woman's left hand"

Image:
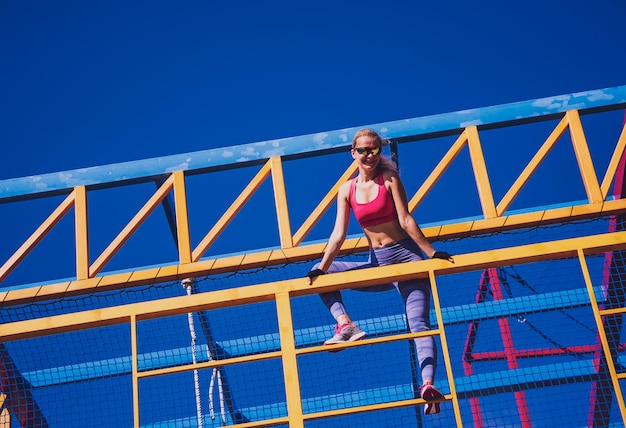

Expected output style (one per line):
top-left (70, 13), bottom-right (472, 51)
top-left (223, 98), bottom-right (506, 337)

top-left (432, 251), bottom-right (454, 262)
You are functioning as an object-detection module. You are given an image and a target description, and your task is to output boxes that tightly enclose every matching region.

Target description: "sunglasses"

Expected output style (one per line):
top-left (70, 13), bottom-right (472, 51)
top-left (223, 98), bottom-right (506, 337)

top-left (354, 147), bottom-right (381, 156)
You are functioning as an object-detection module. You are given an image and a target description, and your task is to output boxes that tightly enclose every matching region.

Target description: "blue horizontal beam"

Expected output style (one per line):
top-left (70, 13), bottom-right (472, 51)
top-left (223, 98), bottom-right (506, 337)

top-left (23, 286), bottom-right (603, 388)
top-left (20, 285), bottom-right (610, 426)
top-left (1, 85), bottom-right (625, 200)
top-left (141, 356), bottom-right (625, 427)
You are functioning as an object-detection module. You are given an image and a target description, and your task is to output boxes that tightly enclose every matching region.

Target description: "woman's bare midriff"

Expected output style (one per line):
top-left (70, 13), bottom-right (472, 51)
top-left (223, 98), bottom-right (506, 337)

top-left (363, 220), bottom-right (409, 248)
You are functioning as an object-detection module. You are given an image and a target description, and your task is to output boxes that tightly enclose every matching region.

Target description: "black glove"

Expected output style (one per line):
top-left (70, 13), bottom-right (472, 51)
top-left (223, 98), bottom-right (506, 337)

top-left (432, 251), bottom-right (452, 260)
top-left (306, 268), bottom-right (326, 280)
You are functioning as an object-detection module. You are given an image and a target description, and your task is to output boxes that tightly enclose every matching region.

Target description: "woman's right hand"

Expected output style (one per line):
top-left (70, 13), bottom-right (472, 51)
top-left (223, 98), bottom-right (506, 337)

top-left (306, 268), bottom-right (326, 285)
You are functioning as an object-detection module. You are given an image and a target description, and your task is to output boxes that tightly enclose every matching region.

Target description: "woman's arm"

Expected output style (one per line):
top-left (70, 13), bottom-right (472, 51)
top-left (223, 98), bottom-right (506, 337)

top-left (387, 171), bottom-right (454, 262)
top-left (307, 181), bottom-right (352, 284)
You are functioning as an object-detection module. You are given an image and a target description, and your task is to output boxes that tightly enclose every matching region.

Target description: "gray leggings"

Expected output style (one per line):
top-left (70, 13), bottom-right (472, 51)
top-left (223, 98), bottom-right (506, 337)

top-left (313, 238), bottom-right (437, 382)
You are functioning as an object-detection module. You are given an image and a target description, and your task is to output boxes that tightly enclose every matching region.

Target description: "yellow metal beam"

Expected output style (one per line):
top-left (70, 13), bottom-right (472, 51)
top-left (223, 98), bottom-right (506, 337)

top-left (89, 174), bottom-right (176, 277)
top-left (131, 314), bottom-right (140, 428)
top-left (192, 160), bottom-right (272, 262)
top-left (601, 121), bottom-right (626, 199)
top-left (292, 160), bottom-right (358, 247)
top-left (270, 157), bottom-right (294, 249)
top-left (429, 271), bottom-right (463, 427)
top-left (3, 229), bottom-right (626, 342)
top-left (3, 197), bottom-right (626, 307)
top-left (2, 108), bottom-right (623, 299)
top-left (276, 292), bottom-right (304, 428)
top-left (496, 114), bottom-right (569, 216)
top-left (567, 110), bottom-right (603, 203)
top-left (172, 171), bottom-right (192, 264)
top-left (409, 130), bottom-right (467, 212)
top-left (74, 185), bottom-right (89, 280)
top-left (137, 351), bottom-right (283, 379)
top-left (0, 191), bottom-right (75, 283)
top-left (466, 125), bottom-right (497, 219)
top-left (578, 250), bottom-right (626, 423)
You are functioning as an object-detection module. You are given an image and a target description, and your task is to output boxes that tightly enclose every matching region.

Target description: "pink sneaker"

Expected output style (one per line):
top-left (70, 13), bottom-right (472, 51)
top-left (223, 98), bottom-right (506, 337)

top-left (420, 384), bottom-right (444, 415)
top-left (323, 323), bottom-right (366, 345)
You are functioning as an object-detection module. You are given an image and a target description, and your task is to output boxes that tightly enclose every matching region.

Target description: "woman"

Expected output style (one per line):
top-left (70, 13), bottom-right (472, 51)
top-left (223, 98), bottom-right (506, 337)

top-left (306, 128), bottom-right (454, 415)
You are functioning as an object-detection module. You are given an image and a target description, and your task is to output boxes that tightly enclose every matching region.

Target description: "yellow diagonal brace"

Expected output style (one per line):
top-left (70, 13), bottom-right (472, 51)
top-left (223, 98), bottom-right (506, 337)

top-left (90, 174), bottom-right (176, 277)
top-left (192, 160), bottom-right (272, 262)
top-left (0, 191), bottom-right (75, 283)
top-left (409, 130), bottom-right (468, 212)
top-left (567, 110), bottom-right (603, 203)
top-left (292, 160), bottom-right (358, 247)
top-left (497, 115), bottom-right (569, 216)
top-left (600, 121), bottom-right (626, 199)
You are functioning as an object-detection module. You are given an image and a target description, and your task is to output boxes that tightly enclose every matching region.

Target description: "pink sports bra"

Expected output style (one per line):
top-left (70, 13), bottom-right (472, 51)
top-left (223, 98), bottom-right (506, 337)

top-left (349, 172), bottom-right (397, 228)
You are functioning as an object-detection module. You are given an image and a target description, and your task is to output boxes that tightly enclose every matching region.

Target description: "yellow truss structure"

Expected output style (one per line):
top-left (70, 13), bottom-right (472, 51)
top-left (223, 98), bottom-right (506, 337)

top-left (1, 87), bottom-right (626, 427)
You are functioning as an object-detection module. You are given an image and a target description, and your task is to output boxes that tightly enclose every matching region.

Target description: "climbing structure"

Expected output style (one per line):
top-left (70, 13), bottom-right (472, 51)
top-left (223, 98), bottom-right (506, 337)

top-left (1, 86), bottom-right (626, 427)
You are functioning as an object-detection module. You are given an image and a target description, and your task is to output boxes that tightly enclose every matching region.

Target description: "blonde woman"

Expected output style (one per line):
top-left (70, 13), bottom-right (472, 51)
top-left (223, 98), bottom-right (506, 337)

top-left (307, 128), bottom-right (454, 415)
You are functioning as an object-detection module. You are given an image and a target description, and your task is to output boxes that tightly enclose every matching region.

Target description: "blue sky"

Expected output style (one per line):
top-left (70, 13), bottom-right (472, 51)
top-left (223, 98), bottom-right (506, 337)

top-left (2, 1), bottom-right (625, 181)
top-left (1, 2), bottom-right (626, 427)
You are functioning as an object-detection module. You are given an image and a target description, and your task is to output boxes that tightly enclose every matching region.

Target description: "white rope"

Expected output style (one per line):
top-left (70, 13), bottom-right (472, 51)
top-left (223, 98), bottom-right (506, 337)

top-left (208, 368), bottom-right (217, 419)
top-left (217, 369), bottom-right (226, 424)
top-left (183, 278), bottom-right (231, 424)
top-left (208, 366), bottom-right (227, 423)
top-left (182, 278), bottom-right (203, 428)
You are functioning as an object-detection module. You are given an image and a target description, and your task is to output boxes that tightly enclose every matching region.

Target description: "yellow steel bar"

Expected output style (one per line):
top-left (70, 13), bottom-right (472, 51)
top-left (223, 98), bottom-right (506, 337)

top-left (496, 115), bottom-right (570, 216)
top-left (5, 229), bottom-right (626, 341)
top-left (567, 110), bottom-right (603, 203)
top-left (296, 330), bottom-right (437, 356)
top-left (228, 418), bottom-right (291, 427)
top-left (219, 417), bottom-right (290, 428)
top-left (0, 190), bottom-right (75, 283)
top-left (304, 391), bottom-right (462, 422)
top-left (4, 197), bottom-right (626, 306)
top-left (89, 174), bottom-right (176, 277)
top-left (466, 125), bottom-right (497, 219)
top-left (292, 160), bottom-right (358, 247)
top-left (133, 333), bottom-right (437, 391)
top-left (600, 307), bottom-right (626, 317)
top-left (275, 292), bottom-right (304, 428)
top-left (428, 270), bottom-right (463, 427)
top-left (172, 171), bottom-right (192, 264)
top-left (74, 185), bottom-right (90, 280)
top-left (302, 396), bottom-right (449, 421)
top-left (270, 157), bottom-right (294, 249)
top-left (409, 130), bottom-right (468, 212)
top-left (577, 249), bottom-right (626, 424)
top-left (601, 121), bottom-right (626, 199)
top-left (192, 160), bottom-right (272, 262)
top-left (138, 351), bottom-right (283, 379)
top-left (131, 314), bottom-right (140, 428)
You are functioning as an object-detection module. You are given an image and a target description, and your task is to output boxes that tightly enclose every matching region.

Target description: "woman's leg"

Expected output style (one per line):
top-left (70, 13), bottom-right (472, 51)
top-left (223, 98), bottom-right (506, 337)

top-left (311, 259), bottom-right (371, 344)
top-left (397, 279), bottom-right (437, 383)
top-left (399, 279), bottom-right (444, 414)
top-left (312, 259), bottom-right (371, 320)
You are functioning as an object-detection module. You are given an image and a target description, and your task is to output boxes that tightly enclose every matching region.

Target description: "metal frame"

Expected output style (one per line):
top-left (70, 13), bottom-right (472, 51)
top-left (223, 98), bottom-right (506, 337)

top-left (1, 86), bottom-right (626, 427)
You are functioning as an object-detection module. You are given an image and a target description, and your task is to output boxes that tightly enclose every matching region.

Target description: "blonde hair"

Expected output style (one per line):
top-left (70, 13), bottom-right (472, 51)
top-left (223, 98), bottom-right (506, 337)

top-left (352, 128), bottom-right (398, 173)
